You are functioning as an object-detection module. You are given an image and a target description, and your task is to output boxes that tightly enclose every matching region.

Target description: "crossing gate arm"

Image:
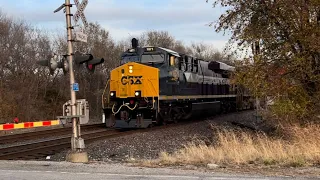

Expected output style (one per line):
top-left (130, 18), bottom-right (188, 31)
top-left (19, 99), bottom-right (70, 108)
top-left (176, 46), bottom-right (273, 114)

top-left (0, 120), bottom-right (60, 131)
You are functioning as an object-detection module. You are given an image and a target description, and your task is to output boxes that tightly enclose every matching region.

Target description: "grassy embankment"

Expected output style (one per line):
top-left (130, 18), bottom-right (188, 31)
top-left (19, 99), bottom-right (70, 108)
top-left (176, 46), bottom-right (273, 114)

top-left (145, 124), bottom-right (320, 167)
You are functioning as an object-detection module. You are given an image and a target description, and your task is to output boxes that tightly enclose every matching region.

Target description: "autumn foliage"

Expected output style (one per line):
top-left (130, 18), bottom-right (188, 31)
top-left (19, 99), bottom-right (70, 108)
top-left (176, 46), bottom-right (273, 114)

top-left (207, 0), bottom-right (320, 123)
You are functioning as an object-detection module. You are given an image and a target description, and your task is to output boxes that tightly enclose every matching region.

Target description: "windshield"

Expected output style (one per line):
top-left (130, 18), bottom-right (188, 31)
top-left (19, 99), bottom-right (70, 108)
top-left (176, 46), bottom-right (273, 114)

top-left (141, 54), bottom-right (164, 64)
top-left (121, 56), bottom-right (139, 64)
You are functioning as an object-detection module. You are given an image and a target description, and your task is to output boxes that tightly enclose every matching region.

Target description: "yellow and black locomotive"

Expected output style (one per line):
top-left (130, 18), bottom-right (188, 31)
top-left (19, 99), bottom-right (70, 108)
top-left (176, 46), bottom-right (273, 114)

top-left (102, 39), bottom-right (252, 128)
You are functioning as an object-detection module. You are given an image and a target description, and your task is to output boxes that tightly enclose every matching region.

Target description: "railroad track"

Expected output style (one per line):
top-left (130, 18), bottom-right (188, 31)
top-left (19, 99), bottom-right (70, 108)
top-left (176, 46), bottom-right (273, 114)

top-left (0, 121), bottom-right (194, 160)
top-left (0, 111), bottom-right (255, 160)
top-left (0, 123), bottom-right (105, 145)
top-left (0, 129), bottom-right (124, 160)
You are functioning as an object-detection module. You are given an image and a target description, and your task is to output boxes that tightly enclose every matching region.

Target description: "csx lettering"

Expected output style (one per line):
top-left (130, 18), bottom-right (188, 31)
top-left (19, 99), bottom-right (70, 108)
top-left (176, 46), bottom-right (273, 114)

top-left (121, 76), bottom-right (142, 85)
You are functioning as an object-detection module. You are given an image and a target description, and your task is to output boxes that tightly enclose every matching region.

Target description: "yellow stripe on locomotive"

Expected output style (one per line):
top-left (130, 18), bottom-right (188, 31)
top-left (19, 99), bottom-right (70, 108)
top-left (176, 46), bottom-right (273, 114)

top-left (109, 62), bottom-right (159, 99)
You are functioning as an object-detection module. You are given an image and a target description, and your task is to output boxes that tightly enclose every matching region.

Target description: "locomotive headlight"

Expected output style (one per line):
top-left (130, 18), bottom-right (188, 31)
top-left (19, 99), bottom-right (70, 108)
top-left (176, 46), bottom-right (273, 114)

top-left (110, 91), bottom-right (116, 97)
top-left (129, 66), bottom-right (133, 73)
top-left (135, 91), bottom-right (141, 97)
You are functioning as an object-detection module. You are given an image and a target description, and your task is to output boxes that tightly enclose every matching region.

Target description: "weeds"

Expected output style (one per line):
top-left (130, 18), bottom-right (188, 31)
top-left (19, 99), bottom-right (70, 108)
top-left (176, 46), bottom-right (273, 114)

top-left (154, 124), bottom-right (320, 167)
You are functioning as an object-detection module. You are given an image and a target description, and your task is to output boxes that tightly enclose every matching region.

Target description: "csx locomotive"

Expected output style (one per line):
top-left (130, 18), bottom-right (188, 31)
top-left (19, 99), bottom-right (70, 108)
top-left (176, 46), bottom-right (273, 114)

top-left (102, 39), bottom-right (252, 128)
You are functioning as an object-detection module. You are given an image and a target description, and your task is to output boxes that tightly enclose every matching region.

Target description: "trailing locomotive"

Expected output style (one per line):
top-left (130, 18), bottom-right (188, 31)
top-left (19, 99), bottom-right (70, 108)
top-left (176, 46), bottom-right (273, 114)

top-left (102, 39), bottom-right (252, 128)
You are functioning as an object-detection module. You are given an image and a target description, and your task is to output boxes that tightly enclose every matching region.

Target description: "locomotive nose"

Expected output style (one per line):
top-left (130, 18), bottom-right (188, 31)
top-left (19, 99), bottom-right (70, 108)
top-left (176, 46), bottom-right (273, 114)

top-left (109, 62), bottom-right (159, 99)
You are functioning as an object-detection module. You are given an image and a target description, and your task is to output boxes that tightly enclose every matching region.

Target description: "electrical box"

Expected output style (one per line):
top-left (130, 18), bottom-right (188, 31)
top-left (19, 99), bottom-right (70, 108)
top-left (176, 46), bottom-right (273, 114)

top-left (59, 99), bottom-right (89, 124)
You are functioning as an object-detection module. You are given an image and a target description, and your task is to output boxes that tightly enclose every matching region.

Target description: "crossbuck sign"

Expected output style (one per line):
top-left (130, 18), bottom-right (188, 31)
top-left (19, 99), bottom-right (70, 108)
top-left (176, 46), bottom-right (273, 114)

top-left (73, 0), bottom-right (88, 42)
top-left (73, 0), bottom-right (88, 28)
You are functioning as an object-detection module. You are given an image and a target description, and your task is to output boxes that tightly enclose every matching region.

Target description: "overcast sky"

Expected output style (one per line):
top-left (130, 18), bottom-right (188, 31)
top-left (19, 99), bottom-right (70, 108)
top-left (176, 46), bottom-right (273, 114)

top-left (0, 0), bottom-right (231, 51)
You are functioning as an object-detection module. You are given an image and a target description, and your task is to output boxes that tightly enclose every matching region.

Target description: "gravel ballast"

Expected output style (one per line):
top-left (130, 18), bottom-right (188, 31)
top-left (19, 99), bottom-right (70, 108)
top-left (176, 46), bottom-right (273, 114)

top-left (50, 111), bottom-right (261, 162)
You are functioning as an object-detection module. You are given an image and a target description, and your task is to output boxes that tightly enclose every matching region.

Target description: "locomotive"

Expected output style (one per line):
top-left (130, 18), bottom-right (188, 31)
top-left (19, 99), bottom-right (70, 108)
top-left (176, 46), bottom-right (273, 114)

top-left (102, 39), bottom-right (252, 128)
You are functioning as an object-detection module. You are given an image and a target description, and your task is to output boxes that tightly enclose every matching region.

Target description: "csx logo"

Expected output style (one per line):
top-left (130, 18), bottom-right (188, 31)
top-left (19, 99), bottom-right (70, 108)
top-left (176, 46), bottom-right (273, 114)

top-left (121, 76), bottom-right (142, 85)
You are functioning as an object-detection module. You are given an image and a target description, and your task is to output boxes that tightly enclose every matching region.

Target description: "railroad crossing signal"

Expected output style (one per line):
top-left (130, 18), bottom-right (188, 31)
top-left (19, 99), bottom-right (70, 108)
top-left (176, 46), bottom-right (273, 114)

top-left (36, 51), bottom-right (104, 74)
top-left (73, 51), bottom-right (93, 64)
top-left (73, 51), bottom-right (105, 73)
top-left (36, 54), bottom-right (67, 75)
top-left (86, 57), bottom-right (105, 73)
top-left (53, 0), bottom-right (89, 162)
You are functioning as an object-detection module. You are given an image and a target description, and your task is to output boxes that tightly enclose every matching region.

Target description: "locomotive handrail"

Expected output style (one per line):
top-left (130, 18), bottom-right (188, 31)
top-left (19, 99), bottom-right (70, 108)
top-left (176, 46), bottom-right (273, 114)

top-left (102, 80), bottom-right (110, 109)
top-left (146, 79), bottom-right (158, 111)
top-left (111, 103), bottom-right (138, 115)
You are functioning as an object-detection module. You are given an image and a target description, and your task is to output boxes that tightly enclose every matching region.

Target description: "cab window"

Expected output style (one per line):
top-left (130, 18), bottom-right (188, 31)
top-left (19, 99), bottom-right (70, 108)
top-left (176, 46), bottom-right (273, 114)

top-left (141, 54), bottom-right (164, 64)
top-left (169, 55), bottom-right (179, 67)
top-left (121, 56), bottom-right (139, 65)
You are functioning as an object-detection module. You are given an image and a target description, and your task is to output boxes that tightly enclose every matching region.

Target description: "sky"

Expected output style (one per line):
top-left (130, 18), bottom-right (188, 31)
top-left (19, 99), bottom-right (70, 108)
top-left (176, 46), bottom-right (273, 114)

top-left (0, 0), bottom-right (231, 51)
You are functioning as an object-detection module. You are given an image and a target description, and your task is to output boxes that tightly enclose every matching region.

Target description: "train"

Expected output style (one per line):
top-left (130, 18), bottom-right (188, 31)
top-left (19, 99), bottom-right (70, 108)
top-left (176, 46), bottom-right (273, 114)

top-left (101, 38), bottom-right (253, 128)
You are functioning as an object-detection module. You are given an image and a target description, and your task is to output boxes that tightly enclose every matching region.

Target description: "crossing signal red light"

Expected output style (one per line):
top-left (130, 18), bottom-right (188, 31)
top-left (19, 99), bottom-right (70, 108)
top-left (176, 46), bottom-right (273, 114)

top-left (86, 58), bottom-right (104, 73)
top-left (87, 64), bottom-right (93, 70)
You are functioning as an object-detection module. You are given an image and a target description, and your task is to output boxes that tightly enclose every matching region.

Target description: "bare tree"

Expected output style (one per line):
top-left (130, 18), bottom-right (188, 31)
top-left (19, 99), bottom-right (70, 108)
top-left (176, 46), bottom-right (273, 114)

top-left (0, 10), bottom-right (60, 122)
top-left (190, 42), bottom-right (235, 64)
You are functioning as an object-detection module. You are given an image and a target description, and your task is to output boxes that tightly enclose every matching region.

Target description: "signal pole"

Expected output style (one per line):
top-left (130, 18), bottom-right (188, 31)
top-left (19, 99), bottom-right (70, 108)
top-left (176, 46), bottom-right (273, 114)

top-left (55, 0), bottom-right (88, 163)
top-left (65, 0), bottom-right (78, 151)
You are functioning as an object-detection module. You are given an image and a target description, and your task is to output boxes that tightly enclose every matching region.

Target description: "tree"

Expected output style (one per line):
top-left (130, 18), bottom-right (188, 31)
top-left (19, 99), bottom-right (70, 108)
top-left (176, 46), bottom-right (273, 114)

top-left (190, 42), bottom-right (235, 64)
top-left (0, 10), bottom-right (62, 122)
top-left (133, 30), bottom-right (191, 54)
top-left (206, 0), bottom-right (320, 122)
top-left (139, 30), bottom-right (175, 48)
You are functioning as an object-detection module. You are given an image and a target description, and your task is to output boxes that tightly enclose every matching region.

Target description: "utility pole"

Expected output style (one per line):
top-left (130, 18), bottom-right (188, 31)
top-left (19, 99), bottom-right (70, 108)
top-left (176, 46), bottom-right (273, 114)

top-left (54, 0), bottom-right (88, 163)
